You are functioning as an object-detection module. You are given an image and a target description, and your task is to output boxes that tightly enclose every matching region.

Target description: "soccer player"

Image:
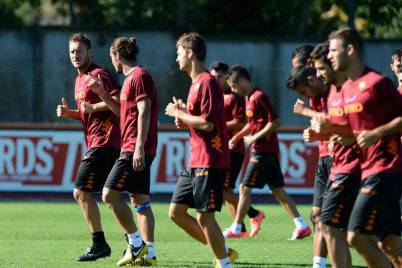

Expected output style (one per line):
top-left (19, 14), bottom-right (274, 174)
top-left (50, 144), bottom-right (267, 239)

top-left (89, 36), bottom-right (158, 266)
top-left (56, 33), bottom-right (121, 261)
top-left (224, 65), bottom-right (311, 241)
top-left (165, 32), bottom-right (236, 268)
top-left (315, 27), bottom-right (402, 268)
top-left (291, 44), bottom-right (314, 68)
top-left (390, 49), bottom-right (401, 79)
top-left (210, 61), bottom-right (265, 238)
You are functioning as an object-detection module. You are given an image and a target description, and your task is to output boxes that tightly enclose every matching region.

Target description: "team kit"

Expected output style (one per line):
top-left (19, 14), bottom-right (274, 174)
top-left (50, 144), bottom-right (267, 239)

top-left (56, 28), bottom-right (402, 268)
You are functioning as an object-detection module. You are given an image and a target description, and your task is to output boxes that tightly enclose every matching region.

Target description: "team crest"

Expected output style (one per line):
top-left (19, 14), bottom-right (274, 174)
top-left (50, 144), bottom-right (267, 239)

top-left (120, 93), bottom-right (127, 101)
top-left (246, 109), bottom-right (254, 117)
top-left (187, 102), bottom-right (194, 111)
top-left (358, 81), bottom-right (367, 91)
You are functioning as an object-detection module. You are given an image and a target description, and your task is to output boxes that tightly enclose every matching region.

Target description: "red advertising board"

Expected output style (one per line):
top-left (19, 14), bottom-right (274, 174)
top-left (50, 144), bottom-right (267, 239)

top-left (0, 129), bottom-right (318, 194)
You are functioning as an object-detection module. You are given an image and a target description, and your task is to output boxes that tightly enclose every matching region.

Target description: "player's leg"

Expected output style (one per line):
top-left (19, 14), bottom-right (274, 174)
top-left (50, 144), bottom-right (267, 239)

top-left (102, 152), bottom-right (147, 266)
top-left (74, 148), bottom-right (118, 261)
top-left (169, 169), bottom-right (207, 244)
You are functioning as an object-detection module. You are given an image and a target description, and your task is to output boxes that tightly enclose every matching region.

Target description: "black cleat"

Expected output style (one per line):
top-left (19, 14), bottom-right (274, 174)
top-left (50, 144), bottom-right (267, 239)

top-left (77, 244), bottom-right (111, 262)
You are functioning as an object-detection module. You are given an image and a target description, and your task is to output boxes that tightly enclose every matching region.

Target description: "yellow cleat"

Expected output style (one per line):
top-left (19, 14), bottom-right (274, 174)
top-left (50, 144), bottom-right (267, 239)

top-left (212, 247), bottom-right (238, 267)
top-left (133, 256), bottom-right (157, 266)
top-left (116, 242), bottom-right (148, 266)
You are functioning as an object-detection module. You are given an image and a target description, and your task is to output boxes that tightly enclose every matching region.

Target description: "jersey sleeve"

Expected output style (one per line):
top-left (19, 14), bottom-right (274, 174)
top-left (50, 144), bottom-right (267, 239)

top-left (257, 93), bottom-right (278, 122)
top-left (199, 79), bottom-right (221, 121)
top-left (132, 73), bottom-right (154, 103)
top-left (99, 70), bottom-right (121, 96)
top-left (231, 95), bottom-right (246, 124)
top-left (374, 77), bottom-right (402, 118)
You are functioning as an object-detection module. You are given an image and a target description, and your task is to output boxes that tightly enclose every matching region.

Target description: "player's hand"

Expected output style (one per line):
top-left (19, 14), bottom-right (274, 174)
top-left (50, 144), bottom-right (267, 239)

top-left (80, 101), bottom-right (95, 114)
top-left (228, 137), bottom-right (239, 150)
top-left (293, 99), bottom-right (305, 115)
top-left (86, 74), bottom-right (107, 97)
top-left (173, 96), bottom-right (186, 111)
top-left (356, 130), bottom-right (379, 148)
top-left (174, 117), bottom-right (187, 129)
top-left (244, 135), bottom-right (256, 146)
top-left (56, 98), bottom-right (71, 118)
top-left (133, 145), bottom-right (145, 171)
top-left (303, 127), bottom-right (316, 142)
top-left (330, 134), bottom-right (355, 146)
top-left (165, 102), bottom-right (179, 118)
top-left (311, 116), bottom-right (330, 134)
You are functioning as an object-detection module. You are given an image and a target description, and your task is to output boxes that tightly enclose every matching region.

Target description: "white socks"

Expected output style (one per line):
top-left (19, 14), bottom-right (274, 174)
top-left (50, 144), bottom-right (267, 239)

top-left (230, 223), bottom-right (242, 234)
top-left (218, 257), bottom-right (232, 268)
top-left (127, 231), bottom-right (142, 247)
top-left (313, 256), bottom-right (327, 268)
top-left (146, 242), bottom-right (155, 258)
top-left (293, 216), bottom-right (308, 229)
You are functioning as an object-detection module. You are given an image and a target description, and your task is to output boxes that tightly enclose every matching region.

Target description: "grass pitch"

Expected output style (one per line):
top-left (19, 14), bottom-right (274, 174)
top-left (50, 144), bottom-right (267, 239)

top-left (0, 201), bottom-right (365, 267)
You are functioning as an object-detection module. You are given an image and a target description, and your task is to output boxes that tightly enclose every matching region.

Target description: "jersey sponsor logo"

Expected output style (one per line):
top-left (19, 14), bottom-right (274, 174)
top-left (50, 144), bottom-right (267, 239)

top-left (343, 103), bottom-right (363, 114)
top-left (211, 134), bottom-right (223, 153)
top-left (75, 90), bottom-right (85, 101)
top-left (120, 93), bottom-right (127, 101)
top-left (328, 107), bottom-right (344, 117)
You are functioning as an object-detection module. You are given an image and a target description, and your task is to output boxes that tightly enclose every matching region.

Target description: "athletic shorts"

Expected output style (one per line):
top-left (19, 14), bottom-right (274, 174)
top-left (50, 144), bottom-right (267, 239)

top-left (313, 156), bottom-right (332, 208)
top-left (171, 168), bottom-right (225, 213)
top-left (242, 152), bottom-right (284, 189)
top-left (320, 173), bottom-right (360, 230)
top-left (348, 173), bottom-right (401, 239)
top-left (74, 147), bottom-right (120, 192)
top-left (104, 152), bottom-right (154, 195)
top-left (224, 153), bottom-right (245, 189)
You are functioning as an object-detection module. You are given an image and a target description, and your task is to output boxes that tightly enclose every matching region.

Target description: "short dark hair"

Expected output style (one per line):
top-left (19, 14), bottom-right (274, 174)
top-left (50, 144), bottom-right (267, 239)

top-left (291, 44), bottom-right (314, 65)
top-left (329, 27), bottom-right (363, 58)
top-left (227, 65), bottom-right (251, 82)
top-left (69, 33), bottom-right (91, 49)
top-left (391, 49), bottom-right (402, 62)
top-left (111, 36), bottom-right (139, 62)
top-left (210, 61), bottom-right (229, 73)
top-left (286, 66), bottom-right (316, 90)
top-left (310, 41), bottom-right (331, 66)
top-left (176, 32), bottom-right (206, 61)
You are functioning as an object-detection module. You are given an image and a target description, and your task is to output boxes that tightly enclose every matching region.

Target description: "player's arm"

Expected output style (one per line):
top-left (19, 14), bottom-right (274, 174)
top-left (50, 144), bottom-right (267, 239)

top-left (303, 127), bottom-right (331, 142)
top-left (133, 98), bottom-right (151, 171)
top-left (356, 116), bottom-right (402, 148)
top-left (166, 105), bottom-right (214, 132)
top-left (56, 98), bottom-right (81, 120)
top-left (85, 74), bottom-right (120, 116)
top-left (226, 118), bottom-right (244, 131)
top-left (294, 99), bottom-right (323, 118)
top-left (245, 119), bottom-right (280, 145)
top-left (311, 116), bottom-right (354, 137)
top-left (229, 123), bottom-right (251, 150)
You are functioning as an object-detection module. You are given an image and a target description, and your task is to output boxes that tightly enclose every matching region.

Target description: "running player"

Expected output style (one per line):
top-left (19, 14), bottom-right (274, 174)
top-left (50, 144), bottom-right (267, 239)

top-left (165, 32), bottom-right (236, 268)
top-left (56, 33), bottom-right (121, 262)
top-left (390, 49), bottom-right (401, 79)
top-left (291, 44), bottom-right (314, 68)
top-left (224, 65), bottom-right (311, 240)
top-left (210, 61), bottom-right (265, 238)
top-left (314, 27), bottom-right (402, 267)
top-left (90, 36), bottom-right (158, 266)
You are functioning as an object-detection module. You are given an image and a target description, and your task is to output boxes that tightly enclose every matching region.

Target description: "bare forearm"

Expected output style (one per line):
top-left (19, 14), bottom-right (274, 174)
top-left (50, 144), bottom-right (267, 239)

top-left (373, 117), bottom-right (402, 139)
top-left (301, 108), bottom-right (324, 118)
top-left (136, 100), bottom-right (151, 148)
top-left (176, 110), bottom-right (214, 132)
top-left (328, 124), bottom-right (354, 137)
top-left (92, 94), bottom-right (120, 115)
top-left (233, 123), bottom-right (251, 140)
top-left (253, 120), bottom-right (279, 140)
top-left (68, 109), bottom-right (81, 120)
top-left (226, 119), bottom-right (244, 131)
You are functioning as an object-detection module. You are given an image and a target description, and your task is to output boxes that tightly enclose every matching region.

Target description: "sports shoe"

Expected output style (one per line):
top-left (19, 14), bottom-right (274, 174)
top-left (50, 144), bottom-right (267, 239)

top-left (77, 243), bottom-right (111, 261)
top-left (249, 211), bottom-right (265, 237)
top-left (133, 256), bottom-right (157, 266)
top-left (212, 247), bottom-right (238, 268)
top-left (116, 242), bottom-right (148, 266)
top-left (223, 229), bottom-right (249, 239)
top-left (289, 226), bottom-right (312, 240)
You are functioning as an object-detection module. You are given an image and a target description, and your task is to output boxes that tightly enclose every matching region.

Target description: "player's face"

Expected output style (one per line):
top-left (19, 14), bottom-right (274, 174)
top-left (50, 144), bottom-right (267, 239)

top-left (109, 48), bottom-right (123, 73)
top-left (294, 84), bottom-right (318, 98)
top-left (291, 57), bottom-right (303, 68)
top-left (210, 69), bottom-right (228, 89)
top-left (398, 71), bottom-right (402, 87)
top-left (391, 57), bottom-right (401, 77)
top-left (328, 38), bottom-right (349, 72)
top-left (176, 46), bottom-right (191, 72)
top-left (227, 78), bottom-right (245, 96)
top-left (69, 41), bottom-right (91, 69)
top-left (314, 59), bottom-right (335, 85)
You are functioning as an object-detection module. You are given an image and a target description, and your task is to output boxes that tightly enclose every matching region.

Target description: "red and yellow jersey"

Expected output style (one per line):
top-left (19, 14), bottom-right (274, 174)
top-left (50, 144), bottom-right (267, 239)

top-left (224, 89), bottom-right (246, 154)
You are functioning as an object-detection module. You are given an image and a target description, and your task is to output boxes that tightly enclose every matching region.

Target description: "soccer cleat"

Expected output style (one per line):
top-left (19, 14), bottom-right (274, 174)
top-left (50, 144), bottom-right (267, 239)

top-left (212, 247), bottom-right (238, 267)
top-left (249, 211), bottom-right (266, 237)
top-left (77, 243), bottom-right (111, 261)
top-left (116, 242), bottom-right (148, 266)
top-left (133, 256), bottom-right (157, 266)
top-left (289, 226), bottom-right (312, 240)
top-left (223, 229), bottom-right (248, 239)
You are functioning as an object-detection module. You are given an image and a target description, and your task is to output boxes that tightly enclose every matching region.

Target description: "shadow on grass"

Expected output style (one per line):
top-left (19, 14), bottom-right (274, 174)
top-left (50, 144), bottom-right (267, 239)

top-left (160, 261), bottom-right (367, 267)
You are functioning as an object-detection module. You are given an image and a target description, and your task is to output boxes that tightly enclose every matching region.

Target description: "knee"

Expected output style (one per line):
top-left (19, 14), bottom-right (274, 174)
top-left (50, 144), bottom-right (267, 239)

top-left (168, 205), bottom-right (183, 223)
top-left (311, 210), bottom-right (321, 225)
top-left (270, 187), bottom-right (282, 197)
top-left (73, 189), bottom-right (89, 203)
top-left (347, 232), bottom-right (359, 247)
top-left (101, 190), bottom-right (115, 208)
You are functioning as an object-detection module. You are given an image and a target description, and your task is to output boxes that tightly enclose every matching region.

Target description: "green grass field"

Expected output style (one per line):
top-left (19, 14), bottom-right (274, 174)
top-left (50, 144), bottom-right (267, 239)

top-left (0, 202), bottom-right (366, 268)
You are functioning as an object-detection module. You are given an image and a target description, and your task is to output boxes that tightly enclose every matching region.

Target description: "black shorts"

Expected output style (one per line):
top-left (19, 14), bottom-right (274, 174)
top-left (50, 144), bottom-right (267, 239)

top-left (224, 153), bottom-right (245, 189)
top-left (348, 173), bottom-right (401, 238)
top-left (171, 168), bottom-right (225, 213)
top-left (313, 156), bottom-right (332, 208)
top-left (104, 152), bottom-right (154, 195)
top-left (320, 174), bottom-right (360, 230)
top-left (74, 147), bottom-right (120, 192)
top-left (242, 152), bottom-right (284, 189)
